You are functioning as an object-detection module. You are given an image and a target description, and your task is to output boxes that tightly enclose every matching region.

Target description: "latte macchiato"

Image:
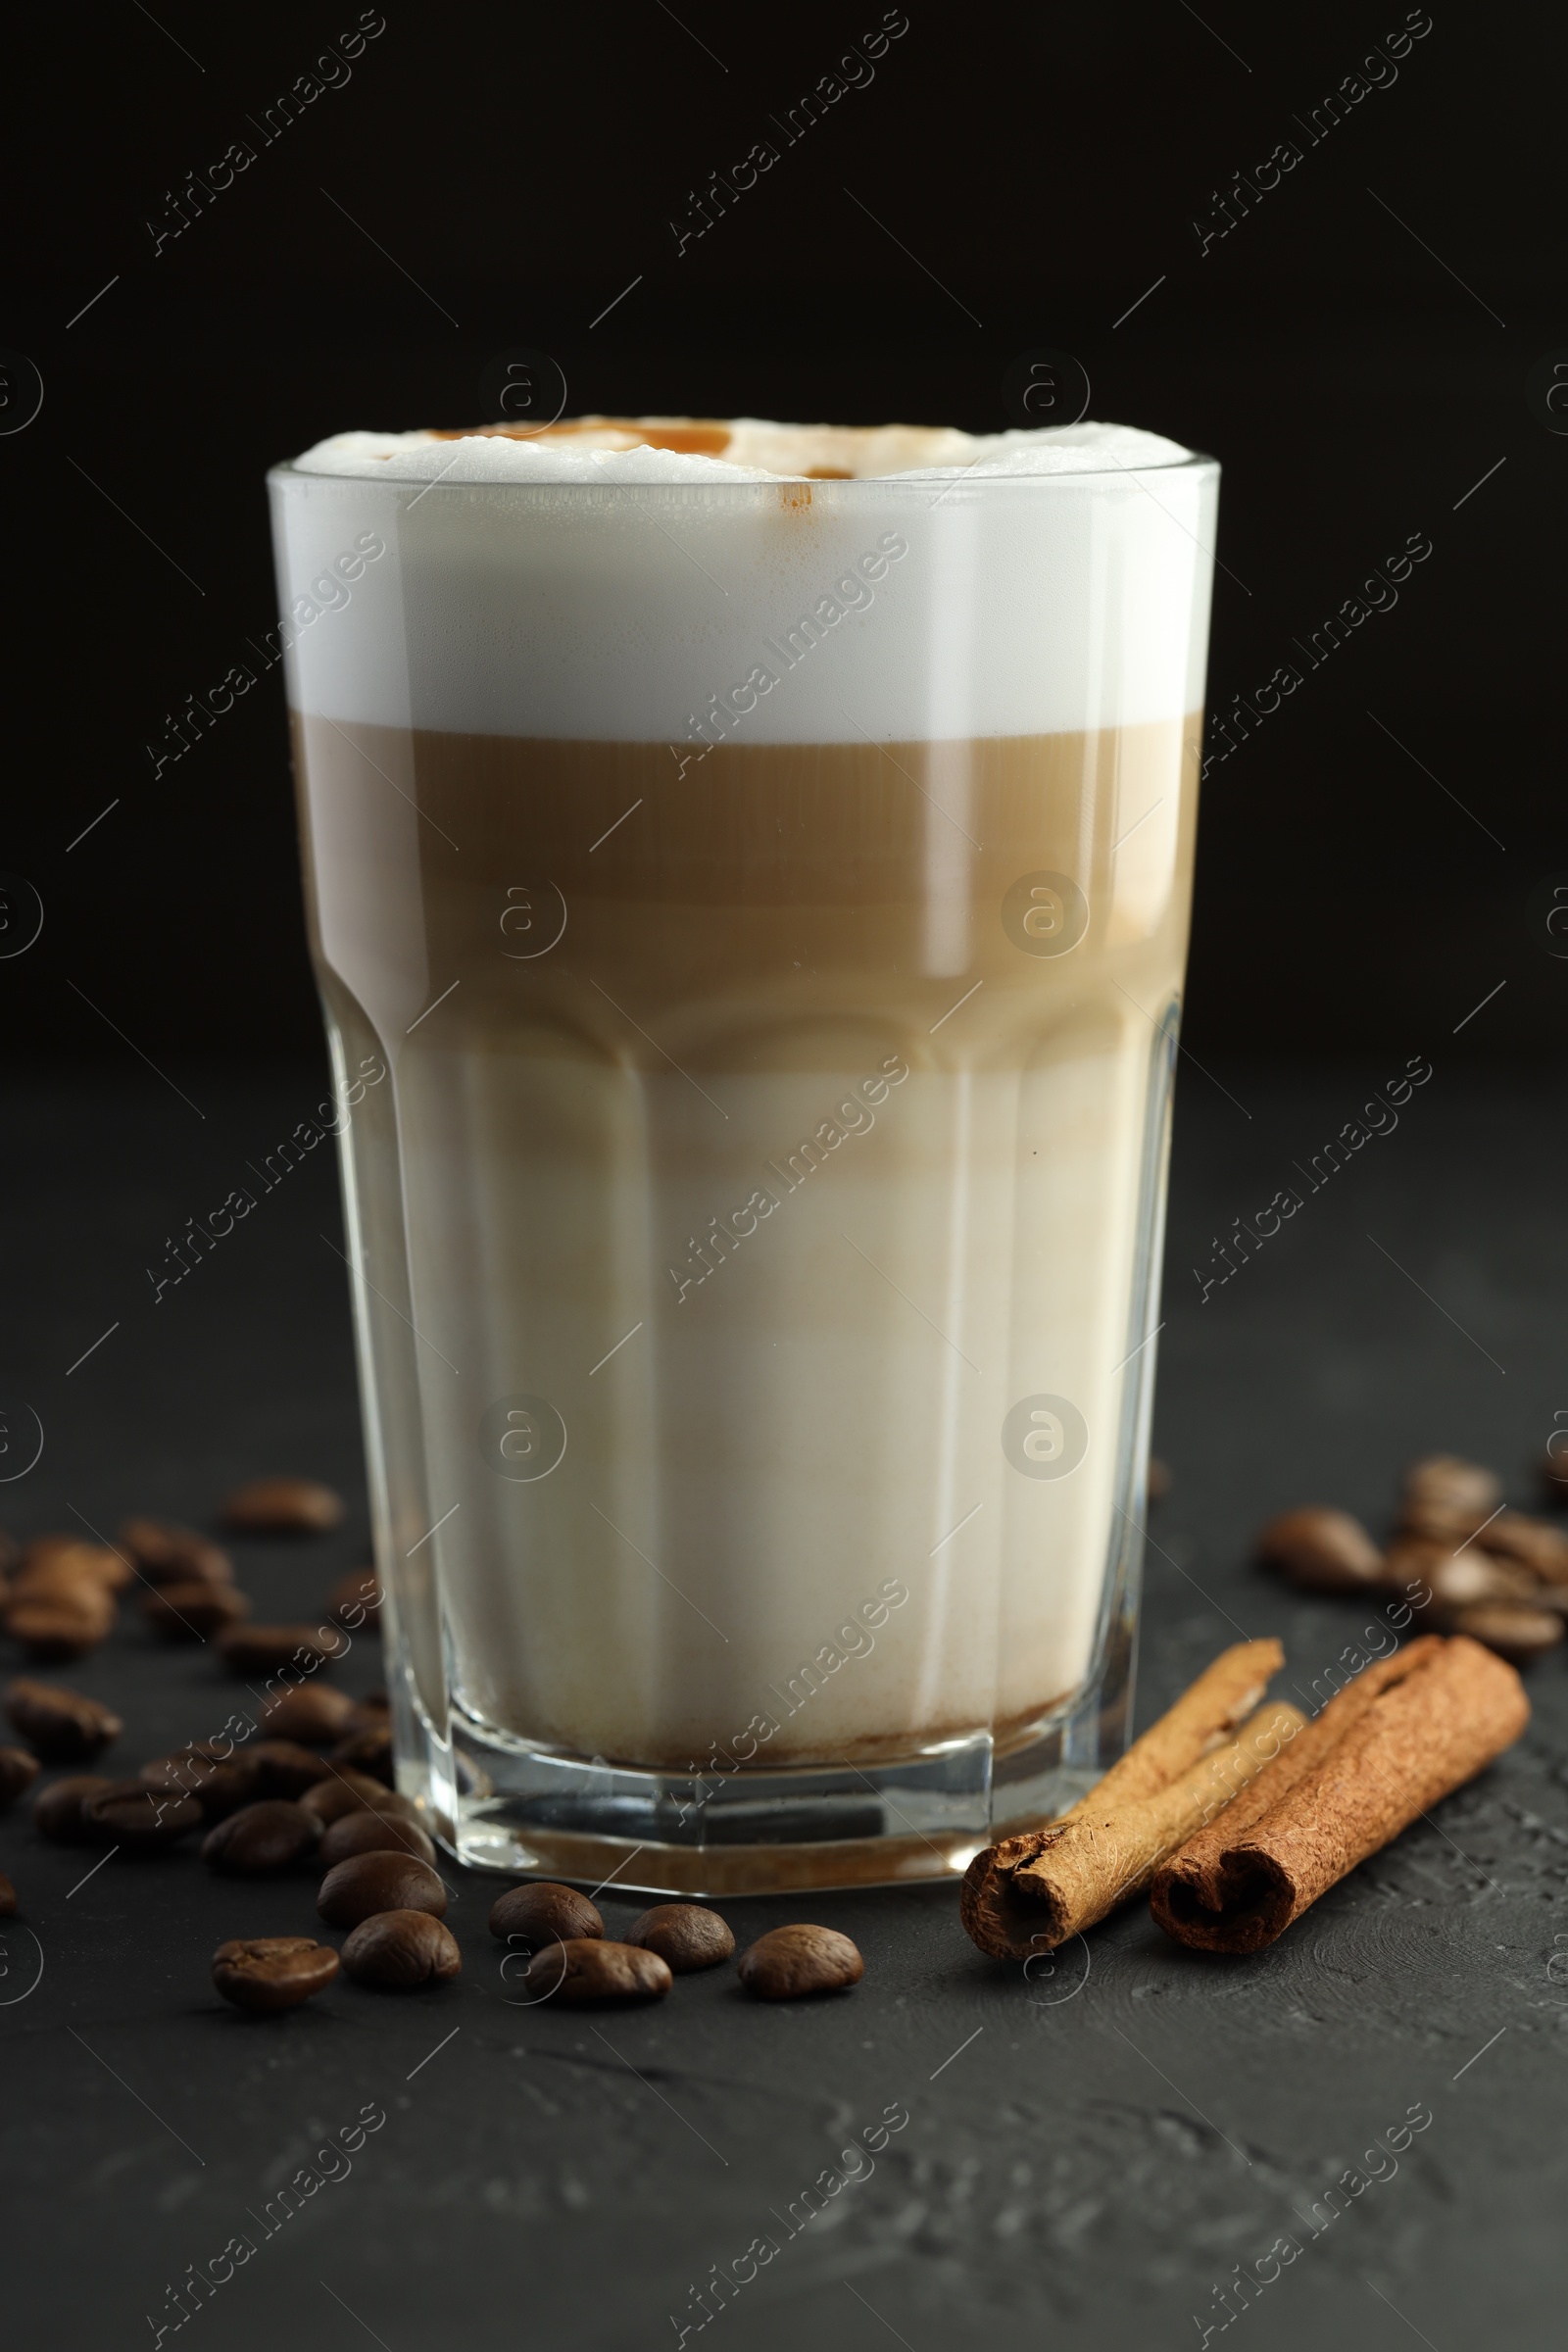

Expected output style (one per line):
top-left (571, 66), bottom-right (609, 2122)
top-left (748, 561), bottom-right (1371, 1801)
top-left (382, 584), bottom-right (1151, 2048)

top-left (270, 414), bottom-right (1217, 1877)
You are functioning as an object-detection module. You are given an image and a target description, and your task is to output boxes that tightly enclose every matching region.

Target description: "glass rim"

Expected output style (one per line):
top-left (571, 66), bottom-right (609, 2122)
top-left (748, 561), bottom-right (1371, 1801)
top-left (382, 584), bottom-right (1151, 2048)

top-left (267, 449), bottom-right (1219, 495)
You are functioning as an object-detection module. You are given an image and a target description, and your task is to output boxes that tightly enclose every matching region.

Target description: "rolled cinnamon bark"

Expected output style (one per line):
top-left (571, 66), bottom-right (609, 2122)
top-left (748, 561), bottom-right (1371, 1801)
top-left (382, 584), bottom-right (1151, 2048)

top-left (960, 1639), bottom-right (1295, 1960)
top-left (1151, 1634), bottom-right (1528, 1954)
top-left (1070, 1637), bottom-right (1285, 1808)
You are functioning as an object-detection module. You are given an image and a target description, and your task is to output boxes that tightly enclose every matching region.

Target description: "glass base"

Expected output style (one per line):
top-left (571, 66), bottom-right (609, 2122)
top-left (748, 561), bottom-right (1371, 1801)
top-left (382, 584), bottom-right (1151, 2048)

top-left (399, 1642), bottom-right (1134, 1897)
top-left (381, 1391), bottom-right (1146, 1896)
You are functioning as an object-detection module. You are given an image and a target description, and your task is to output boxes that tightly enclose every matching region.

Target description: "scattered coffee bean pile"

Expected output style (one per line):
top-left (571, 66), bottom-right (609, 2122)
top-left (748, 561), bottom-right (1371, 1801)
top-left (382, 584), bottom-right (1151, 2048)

top-left (1258, 1449), bottom-right (1568, 1665)
top-left (0, 1478), bottom-right (865, 2015)
top-left (0, 1481), bottom-right (406, 2010)
top-left (491, 1883), bottom-right (858, 2005)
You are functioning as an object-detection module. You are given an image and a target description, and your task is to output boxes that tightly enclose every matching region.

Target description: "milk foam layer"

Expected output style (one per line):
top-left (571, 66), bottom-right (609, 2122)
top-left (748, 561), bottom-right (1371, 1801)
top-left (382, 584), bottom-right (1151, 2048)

top-left (270, 417), bottom-right (1217, 743)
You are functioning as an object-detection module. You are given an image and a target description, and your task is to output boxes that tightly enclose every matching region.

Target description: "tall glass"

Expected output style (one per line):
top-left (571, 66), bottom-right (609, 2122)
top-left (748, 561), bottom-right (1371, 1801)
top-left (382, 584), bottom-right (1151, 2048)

top-left (268, 446), bottom-right (1218, 1893)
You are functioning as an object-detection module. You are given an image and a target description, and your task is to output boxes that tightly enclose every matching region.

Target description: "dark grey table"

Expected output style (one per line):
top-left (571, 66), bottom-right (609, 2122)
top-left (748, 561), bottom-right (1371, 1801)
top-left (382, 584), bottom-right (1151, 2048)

top-left (4, 1059), bottom-right (1562, 2350)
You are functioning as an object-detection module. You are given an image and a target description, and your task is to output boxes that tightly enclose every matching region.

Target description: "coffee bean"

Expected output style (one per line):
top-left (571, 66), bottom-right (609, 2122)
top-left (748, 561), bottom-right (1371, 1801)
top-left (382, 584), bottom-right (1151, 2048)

top-left (1400, 1454), bottom-right (1501, 1539)
top-left (1477, 1509), bottom-right (1568, 1585)
top-left (737, 1925), bottom-right (864, 2000)
top-left (325, 1569), bottom-right (382, 1629)
top-left (0, 1873), bottom-right (15, 1917)
top-left (140, 1583), bottom-right (251, 1641)
top-left (1540, 1447), bottom-right (1568, 1504)
top-left (318, 1850), bottom-right (447, 1929)
top-left (5, 1590), bottom-right (115, 1660)
top-left (257, 1684), bottom-right (358, 1744)
top-left (120, 1521), bottom-right (233, 1587)
top-left (136, 1748), bottom-right (262, 1821)
top-left (218, 1624), bottom-right (344, 1676)
top-left (320, 1808), bottom-right (437, 1868)
top-left (341, 1908), bottom-right (462, 1989)
top-left (516, 1937), bottom-right (671, 2004)
top-left (300, 1771), bottom-right (412, 1826)
top-left (488, 1881), bottom-right (603, 1948)
top-left (222, 1478), bottom-right (344, 1534)
top-left (212, 1936), bottom-right (339, 2014)
top-left (17, 1538), bottom-right (129, 1592)
top-left (0, 1746), bottom-right (40, 1807)
top-left (247, 1740), bottom-right (332, 1799)
top-left (328, 1722), bottom-right (394, 1785)
top-left (5, 1679), bottom-right (122, 1761)
top-left (84, 1780), bottom-right (204, 1846)
top-left (1148, 1456), bottom-right (1172, 1502)
top-left (1423, 1549), bottom-right (1540, 1616)
top-left (1255, 1507), bottom-right (1385, 1593)
top-left (1451, 1605), bottom-right (1564, 1665)
top-left (33, 1774), bottom-right (114, 1841)
top-left (204, 1798), bottom-right (323, 1874)
top-left (626, 1902), bottom-right (735, 1973)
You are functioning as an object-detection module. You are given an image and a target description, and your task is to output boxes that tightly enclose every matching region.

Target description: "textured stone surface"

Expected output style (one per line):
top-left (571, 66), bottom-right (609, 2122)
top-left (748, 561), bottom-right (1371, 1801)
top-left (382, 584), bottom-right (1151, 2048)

top-left (1, 1066), bottom-right (1564, 2349)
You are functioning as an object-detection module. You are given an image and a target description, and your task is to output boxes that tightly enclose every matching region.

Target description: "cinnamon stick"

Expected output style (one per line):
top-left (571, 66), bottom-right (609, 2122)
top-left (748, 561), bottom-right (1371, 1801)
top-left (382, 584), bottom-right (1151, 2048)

top-left (1069, 1638), bottom-right (1286, 1809)
top-left (960, 1640), bottom-right (1295, 1960)
top-left (1151, 1634), bottom-right (1528, 1954)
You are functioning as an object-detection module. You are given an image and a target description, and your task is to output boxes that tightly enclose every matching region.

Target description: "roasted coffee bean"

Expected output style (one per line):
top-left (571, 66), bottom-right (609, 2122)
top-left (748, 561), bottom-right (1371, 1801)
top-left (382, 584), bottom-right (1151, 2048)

top-left (340, 1908), bottom-right (462, 1989)
top-left (328, 1722), bottom-right (394, 1785)
top-left (737, 1924), bottom-right (864, 2000)
top-left (84, 1780), bottom-right (204, 1847)
top-left (1477, 1510), bottom-right (1568, 1585)
top-left (6, 1678), bottom-right (122, 1761)
top-left (140, 1582), bottom-right (251, 1641)
top-left (300, 1771), bottom-right (415, 1826)
top-left (247, 1740), bottom-right (331, 1799)
top-left (222, 1477), bottom-right (344, 1534)
top-left (136, 1747), bottom-right (260, 1821)
top-left (626, 1902), bottom-right (735, 1973)
top-left (318, 1850), bottom-right (447, 1929)
top-left (5, 1589), bottom-right (115, 1660)
top-left (1147, 1456), bottom-right (1172, 1503)
top-left (0, 1745), bottom-right (40, 1807)
top-left (17, 1537), bottom-right (130, 1592)
top-left (212, 1936), bottom-right (339, 2014)
top-left (488, 1881), bottom-right (603, 1948)
top-left (1400, 1454), bottom-right (1501, 1539)
top-left (1424, 1549), bottom-right (1540, 1616)
top-left (218, 1624), bottom-right (344, 1676)
top-left (319, 1808), bottom-right (437, 1868)
top-left (1451, 1604), bottom-right (1564, 1666)
top-left (33, 1774), bottom-right (114, 1841)
top-left (9, 1560), bottom-right (119, 1607)
top-left (202, 1799), bottom-right (322, 1874)
top-left (0, 1873), bottom-right (15, 1916)
top-left (516, 1936), bottom-right (671, 2004)
top-left (1255, 1507), bottom-right (1385, 1593)
top-left (120, 1520), bottom-right (233, 1587)
top-left (257, 1684), bottom-right (358, 1744)
top-left (1540, 1446), bottom-right (1568, 1503)
top-left (325, 1569), bottom-right (382, 1630)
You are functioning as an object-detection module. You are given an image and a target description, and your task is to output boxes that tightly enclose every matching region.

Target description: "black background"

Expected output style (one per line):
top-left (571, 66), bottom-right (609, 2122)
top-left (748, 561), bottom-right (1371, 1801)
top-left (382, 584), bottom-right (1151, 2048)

top-left (4, 0), bottom-right (1562, 1068)
top-left (5, 13), bottom-right (1568, 2348)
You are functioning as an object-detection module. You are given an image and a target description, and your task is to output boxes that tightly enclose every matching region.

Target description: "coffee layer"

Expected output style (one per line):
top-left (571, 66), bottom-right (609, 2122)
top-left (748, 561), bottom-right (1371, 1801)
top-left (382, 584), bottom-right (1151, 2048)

top-left (295, 717), bottom-right (1199, 1768)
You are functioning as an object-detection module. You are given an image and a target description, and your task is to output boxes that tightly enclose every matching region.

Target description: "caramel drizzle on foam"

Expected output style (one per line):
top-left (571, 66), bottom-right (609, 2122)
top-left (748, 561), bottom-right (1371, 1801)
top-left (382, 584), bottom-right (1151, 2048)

top-left (425, 416), bottom-right (853, 489)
